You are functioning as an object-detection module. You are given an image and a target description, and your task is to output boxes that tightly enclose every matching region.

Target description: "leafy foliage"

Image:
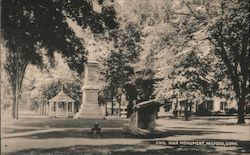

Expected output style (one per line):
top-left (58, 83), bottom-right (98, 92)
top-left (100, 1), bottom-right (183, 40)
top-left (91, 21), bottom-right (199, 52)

top-left (207, 0), bottom-right (249, 123)
top-left (98, 22), bottom-right (142, 115)
top-left (1, 0), bottom-right (118, 73)
top-left (159, 0), bottom-right (249, 123)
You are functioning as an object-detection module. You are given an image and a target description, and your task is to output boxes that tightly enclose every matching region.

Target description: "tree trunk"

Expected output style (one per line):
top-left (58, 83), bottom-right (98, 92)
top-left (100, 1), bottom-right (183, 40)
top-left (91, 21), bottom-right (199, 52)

top-left (111, 98), bottom-right (114, 115)
top-left (43, 103), bottom-right (46, 115)
top-left (42, 103), bottom-right (44, 115)
top-left (156, 108), bottom-right (159, 119)
top-left (12, 99), bottom-right (15, 118)
top-left (105, 103), bottom-right (108, 116)
top-left (118, 101), bottom-right (121, 117)
top-left (15, 96), bottom-right (19, 120)
top-left (117, 94), bottom-right (121, 117)
top-left (237, 97), bottom-right (245, 124)
top-left (42, 103), bottom-right (45, 115)
top-left (15, 76), bottom-right (19, 120)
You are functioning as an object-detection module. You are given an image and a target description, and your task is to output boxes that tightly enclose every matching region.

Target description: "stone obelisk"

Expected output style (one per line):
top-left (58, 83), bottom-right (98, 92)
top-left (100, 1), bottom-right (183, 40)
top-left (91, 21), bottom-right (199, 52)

top-left (75, 39), bottom-right (104, 119)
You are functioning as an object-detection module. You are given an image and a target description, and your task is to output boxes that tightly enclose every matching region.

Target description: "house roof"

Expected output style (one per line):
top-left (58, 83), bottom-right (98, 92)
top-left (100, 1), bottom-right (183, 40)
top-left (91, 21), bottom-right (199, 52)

top-left (49, 90), bottom-right (75, 102)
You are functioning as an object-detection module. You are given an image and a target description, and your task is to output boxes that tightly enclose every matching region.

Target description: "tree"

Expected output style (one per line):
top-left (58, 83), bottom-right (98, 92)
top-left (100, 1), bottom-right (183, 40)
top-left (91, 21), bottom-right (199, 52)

top-left (99, 49), bottom-right (136, 115)
top-left (141, 0), bottom-right (249, 124)
top-left (168, 50), bottom-right (222, 106)
top-left (180, 0), bottom-right (249, 123)
top-left (134, 50), bottom-right (157, 103)
top-left (117, 0), bottom-right (186, 102)
top-left (1, 0), bottom-right (117, 119)
top-left (23, 53), bottom-right (81, 113)
top-left (99, 51), bottom-right (125, 115)
top-left (208, 0), bottom-right (249, 124)
top-left (102, 0), bottom-right (168, 109)
top-left (0, 46), bottom-right (13, 115)
top-left (4, 42), bottom-right (34, 119)
top-left (99, 23), bottom-right (142, 115)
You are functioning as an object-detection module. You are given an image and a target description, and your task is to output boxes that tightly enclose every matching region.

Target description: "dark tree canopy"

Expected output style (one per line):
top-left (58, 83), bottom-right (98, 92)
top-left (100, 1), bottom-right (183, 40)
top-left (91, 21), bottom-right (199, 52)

top-left (1, 0), bottom-right (118, 74)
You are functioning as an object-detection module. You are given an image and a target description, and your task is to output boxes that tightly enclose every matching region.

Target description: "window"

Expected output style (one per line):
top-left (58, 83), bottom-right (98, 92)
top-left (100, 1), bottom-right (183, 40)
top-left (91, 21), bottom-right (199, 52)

top-left (220, 102), bottom-right (225, 110)
top-left (207, 101), bottom-right (213, 110)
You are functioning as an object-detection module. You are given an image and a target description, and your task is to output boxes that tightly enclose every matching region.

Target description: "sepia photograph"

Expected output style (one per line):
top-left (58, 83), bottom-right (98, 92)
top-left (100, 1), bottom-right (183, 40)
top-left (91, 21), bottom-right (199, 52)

top-left (1, 0), bottom-right (249, 154)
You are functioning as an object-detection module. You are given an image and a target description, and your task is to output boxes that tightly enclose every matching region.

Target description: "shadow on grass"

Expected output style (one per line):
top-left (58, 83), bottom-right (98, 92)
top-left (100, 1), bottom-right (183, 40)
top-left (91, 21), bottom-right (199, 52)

top-left (12, 118), bottom-right (128, 128)
top-left (232, 141), bottom-right (250, 154)
top-left (166, 127), bottom-right (213, 130)
top-left (192, 139), bottom-right (250, 154)
top-left (3, 141), bottom-right (249, 155)
top-left (195, 122), bottom-right (250, 126)
top-left (9, 127), bottom-right (235, 139)
top-left (2, 144), bottom-right (219, 155)
top-left (2, 128), bottom-right (41, 134)
top-left (7, 140), bottom-right (250, 155)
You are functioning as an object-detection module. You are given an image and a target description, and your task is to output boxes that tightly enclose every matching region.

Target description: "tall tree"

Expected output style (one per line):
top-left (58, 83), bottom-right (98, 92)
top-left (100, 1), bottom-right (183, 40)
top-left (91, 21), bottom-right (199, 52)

top-left (3, 40), bottom-right (37, 119)
top-left (99, 23), bottom-right (142, 115)
top-left (180, 0), bottom-right (249, 124)
top-left (99, 1), bottom-right (173, 118)
top-left (208, 0), bottom-right (249, 124)
top-left (134, 50), bottom-right (156, 103)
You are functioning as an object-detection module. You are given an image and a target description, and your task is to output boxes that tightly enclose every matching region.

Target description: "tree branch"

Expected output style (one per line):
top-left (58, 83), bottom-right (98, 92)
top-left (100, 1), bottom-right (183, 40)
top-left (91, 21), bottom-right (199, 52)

top-left (183, 0), bottom-right (200, 20)
top-left (216, 22), bottom-right (241, 97)
top-left (202, 0), bottom-right (209, 14)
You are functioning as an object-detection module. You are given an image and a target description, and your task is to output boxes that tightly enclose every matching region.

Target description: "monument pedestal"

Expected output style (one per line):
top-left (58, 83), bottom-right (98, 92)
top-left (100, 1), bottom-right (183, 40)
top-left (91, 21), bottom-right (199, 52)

top-left (75, 59), bottom-right (104, 119)
top-left (75, 88), bottom-right (104, 119)
top-left (75, 105), bottom-right (104, 119)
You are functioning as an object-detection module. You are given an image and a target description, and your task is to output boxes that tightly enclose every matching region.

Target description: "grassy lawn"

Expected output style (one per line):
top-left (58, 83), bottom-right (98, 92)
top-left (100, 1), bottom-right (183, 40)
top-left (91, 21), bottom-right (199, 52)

top-left (4, 117), bottom-right (128, 128)
top-left (4, 124), bottom-right (240, 140)
top-left (2, 116), bottom-right (250, 155)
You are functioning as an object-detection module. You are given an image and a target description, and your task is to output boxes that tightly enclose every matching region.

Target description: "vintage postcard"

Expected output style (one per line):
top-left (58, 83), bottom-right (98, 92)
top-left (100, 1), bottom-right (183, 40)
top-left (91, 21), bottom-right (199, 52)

top-left (1, 0), bottom-right (249, 154)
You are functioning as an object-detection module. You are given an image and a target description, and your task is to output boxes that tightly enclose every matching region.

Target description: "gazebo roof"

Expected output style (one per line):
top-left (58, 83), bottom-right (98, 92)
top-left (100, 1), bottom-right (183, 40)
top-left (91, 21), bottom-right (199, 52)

top-left (49, 89), bottom-right (75, 102)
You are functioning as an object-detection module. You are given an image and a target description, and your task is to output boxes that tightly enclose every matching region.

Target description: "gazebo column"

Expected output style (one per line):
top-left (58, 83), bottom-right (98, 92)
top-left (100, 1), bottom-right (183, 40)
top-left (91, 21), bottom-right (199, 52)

top-left (45, 102), bottom-right (47, 115)
top-left (53, 102), bottom-right (55, 116)
top-left (66, 102), bottom-right (69, 117)
top-left (51, 102), bottom-right (53, 117)
top-left (72, 102), bottom-right (75, 114)
top-left (43, 102), bottom-right (46, 115)
top-left (49, 102), bottom-right (51, 116)
top-left (46, 102), bottom-right (49, 115)
top-left (56, 102), bottom-right (59, 117)
top-left (50, 102), bottom-right (54, 117)
top-left (54, 102), bottom-right (56, 117)
top-left (46, 102), bottom-right (48, 115)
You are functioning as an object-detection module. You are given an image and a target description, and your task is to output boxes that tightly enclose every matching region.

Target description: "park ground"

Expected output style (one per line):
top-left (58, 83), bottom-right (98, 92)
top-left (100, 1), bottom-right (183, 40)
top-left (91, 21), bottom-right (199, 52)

top-left (1, 111), bottom-right (250, 155)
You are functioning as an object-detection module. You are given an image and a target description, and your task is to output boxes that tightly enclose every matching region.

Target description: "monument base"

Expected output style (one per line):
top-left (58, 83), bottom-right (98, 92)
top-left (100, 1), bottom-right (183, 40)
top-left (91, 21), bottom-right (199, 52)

top-left (74, 104), bottom-right (105, 119)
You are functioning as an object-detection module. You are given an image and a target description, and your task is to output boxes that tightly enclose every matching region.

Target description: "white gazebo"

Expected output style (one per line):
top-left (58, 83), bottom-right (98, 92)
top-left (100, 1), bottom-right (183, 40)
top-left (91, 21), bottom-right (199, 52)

top-left (48, 88), bottom-right (75, 118)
